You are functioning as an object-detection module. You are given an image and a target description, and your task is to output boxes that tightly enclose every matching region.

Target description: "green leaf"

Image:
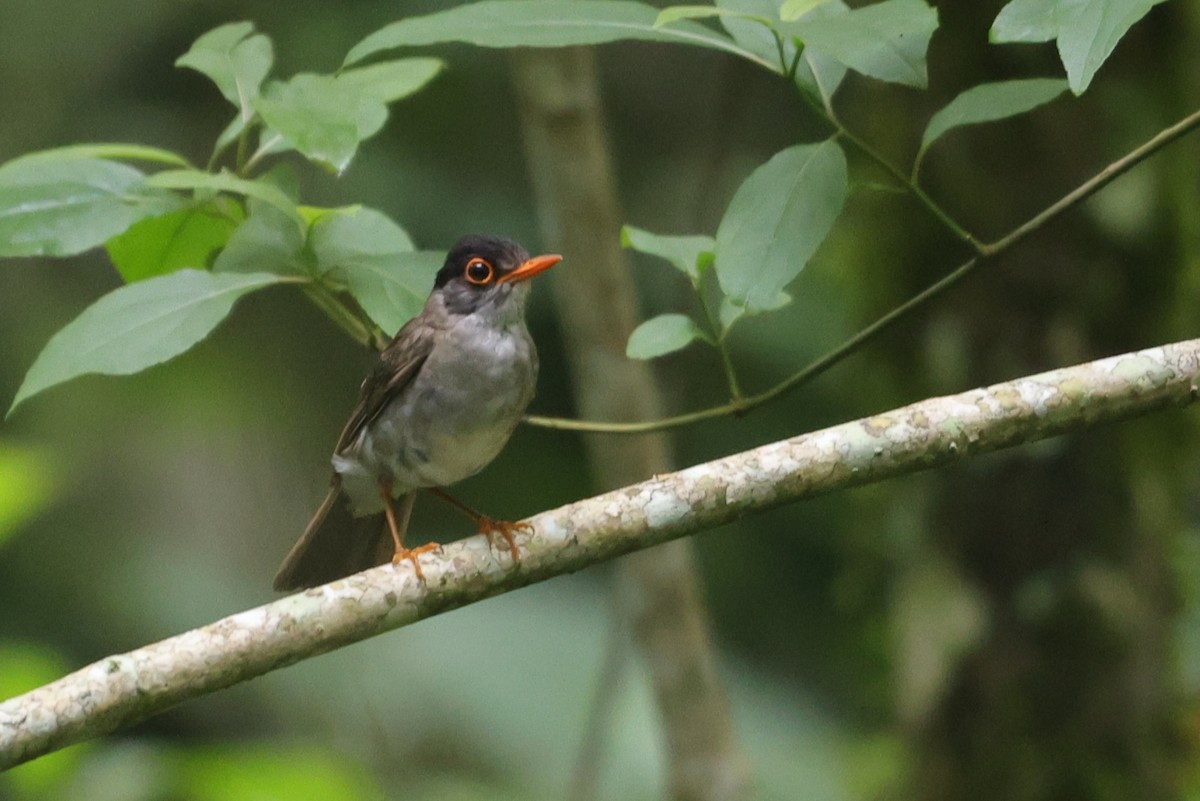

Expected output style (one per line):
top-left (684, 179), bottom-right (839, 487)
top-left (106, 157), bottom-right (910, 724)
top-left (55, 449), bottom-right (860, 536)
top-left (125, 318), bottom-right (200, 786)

top-left (344, 0), bottom-right (776, 73)
top-left (341, 252), bottom-right (442, 336)
top-left (626, 313), bottom-right (708, 359)
top-left (145, 169), bottom-right (298, 217)
top-left (919, 78), bottom-right (1069, 152)
top-left (785, 0), bottom-right (938, 89)
top-left (8, 270), bottom-right (288, 417)
top-left (310, 207), bottom-right (416, 274)
top-left (654, 5), bottom-right (772, 27)
top-left (792, 0), bottom-right (851, 102)
top-left (253, 62), bottom-right (442, 173)
top-left (990, 0), bottom-right (1165, 94)
top-left (336, 58), bottom-right (445, 104)
top-left (715, 0), bottom-right (789, 63)
top-left (213, 114), bottom-right (252, 164)
top-left (990, 0), bottom-right (1058, 42)
top-left (297, 204), bottom-right (353, 226)
top-left (621, 225), bottom-right (715, 284)
top-left (176, 22), bottom-right (274, 122)
top-left (10, 143), bottom-right (190, 168)
top-left (212, 200), bottom-right (306, 276)
top-left (719, 297), bottom-right (746, 332)
top-left (708, 0), bottom-right (847, 99)
top-left (780, 0), bottom-right (832, 21)
top-left (254, 74), bottom-right (368, 173)
top-left (105, 199), bottom-right (245, 282)
top-left (249, 127), bottom-right (292, 165)
top-left (719, 290), bottom-right (791, 331)
top-left (0, 156), bottom-right (179, 257)
top-left (714, 139), bottom-right (847, 311)
top-left (309, 207), bottom-right (438, 334)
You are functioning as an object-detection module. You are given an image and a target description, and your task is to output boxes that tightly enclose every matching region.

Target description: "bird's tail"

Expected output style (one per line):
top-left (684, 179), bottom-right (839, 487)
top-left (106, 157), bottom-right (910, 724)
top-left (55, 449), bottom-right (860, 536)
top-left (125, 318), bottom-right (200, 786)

top-left (273, 478), bottom-right (391, 591)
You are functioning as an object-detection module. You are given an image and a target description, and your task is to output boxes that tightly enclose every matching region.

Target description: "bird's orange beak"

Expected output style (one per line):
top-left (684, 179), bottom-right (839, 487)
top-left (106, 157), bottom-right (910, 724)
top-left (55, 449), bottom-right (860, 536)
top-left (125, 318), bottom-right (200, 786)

top-left (499, 253), bottom-right (562, 283)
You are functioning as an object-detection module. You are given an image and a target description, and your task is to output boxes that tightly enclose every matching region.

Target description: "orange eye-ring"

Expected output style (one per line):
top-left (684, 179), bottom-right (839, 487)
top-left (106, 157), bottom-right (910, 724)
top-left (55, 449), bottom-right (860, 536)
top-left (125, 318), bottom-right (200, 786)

top-left (464, 257), bottom-right (494, 285)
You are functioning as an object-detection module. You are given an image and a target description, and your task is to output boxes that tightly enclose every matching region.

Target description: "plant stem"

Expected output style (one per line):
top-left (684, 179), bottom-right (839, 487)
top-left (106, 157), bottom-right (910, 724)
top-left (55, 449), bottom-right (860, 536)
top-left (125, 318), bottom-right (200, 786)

top-left (235, 126), bottom-right (250, 174)
top-left (979, 105), bottom-right (1200, 256)
top-left (771, 29), bottom-right (790, 76)
top-left (835, 124), bottom-right (980, 247)
top-left (527, 262), bottom-right (978, 433)
top-left (786, 46), bottom-right (804, 86)
top-left (752, 257), bottom-right (977, 406)
top-left (523, 105), bottom-right (1200, 435)
top-left (789, 76), bottom-right (980, 247)
top-left (715, 341), bottom-right (744, 402)
top-left (241, 133), bottom-right (283, 176)
top-left (696, 286), bottom-right (743, 400)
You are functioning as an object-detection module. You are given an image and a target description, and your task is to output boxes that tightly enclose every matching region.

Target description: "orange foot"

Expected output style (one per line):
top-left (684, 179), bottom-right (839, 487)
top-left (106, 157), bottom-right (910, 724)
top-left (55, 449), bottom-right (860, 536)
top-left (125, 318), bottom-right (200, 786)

top-left (477, 517), bottom-right (530, 563)
top-left (392, 542), bottom-right (441, 582)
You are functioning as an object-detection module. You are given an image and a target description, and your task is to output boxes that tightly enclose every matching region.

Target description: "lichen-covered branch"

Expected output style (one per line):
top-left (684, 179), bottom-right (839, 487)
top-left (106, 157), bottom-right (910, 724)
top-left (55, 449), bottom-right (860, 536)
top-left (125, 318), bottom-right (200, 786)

top-left (3, 339), bottom-right (1200, 770)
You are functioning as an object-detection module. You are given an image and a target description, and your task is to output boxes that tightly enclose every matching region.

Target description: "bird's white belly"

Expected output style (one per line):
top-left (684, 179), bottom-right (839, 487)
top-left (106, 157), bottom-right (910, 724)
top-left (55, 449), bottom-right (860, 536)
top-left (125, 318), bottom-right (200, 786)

top-left (333, 318), bottom-right (535, 515)
top-left (413, 415), bottom-right (517, 485)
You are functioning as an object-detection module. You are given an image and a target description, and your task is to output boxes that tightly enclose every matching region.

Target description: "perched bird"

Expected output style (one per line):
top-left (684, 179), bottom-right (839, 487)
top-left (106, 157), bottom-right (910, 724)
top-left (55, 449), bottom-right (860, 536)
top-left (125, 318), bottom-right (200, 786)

top-left (274, 234), bottom-right (562, 591)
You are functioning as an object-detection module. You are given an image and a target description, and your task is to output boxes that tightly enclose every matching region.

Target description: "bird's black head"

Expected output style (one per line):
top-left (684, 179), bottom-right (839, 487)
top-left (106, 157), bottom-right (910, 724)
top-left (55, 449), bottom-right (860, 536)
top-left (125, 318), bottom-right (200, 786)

top-left (433, 234), bottom-right (562, 317)
top-left (434, 235), bottom-right (528, 290)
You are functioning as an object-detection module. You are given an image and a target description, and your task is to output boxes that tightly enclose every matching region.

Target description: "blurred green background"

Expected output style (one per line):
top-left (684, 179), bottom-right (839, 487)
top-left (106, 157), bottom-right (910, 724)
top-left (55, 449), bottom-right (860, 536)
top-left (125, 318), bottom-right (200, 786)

top-left (3, 1), bottom-right (1200, 799)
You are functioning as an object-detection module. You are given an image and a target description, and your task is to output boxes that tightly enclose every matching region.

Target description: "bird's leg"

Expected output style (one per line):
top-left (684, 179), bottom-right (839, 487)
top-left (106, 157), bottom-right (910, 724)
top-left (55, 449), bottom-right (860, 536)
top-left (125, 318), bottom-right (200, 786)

top-left (379, 484), bottom-right (438, 580)
top-left (426, 487), bottom-right (527, 563)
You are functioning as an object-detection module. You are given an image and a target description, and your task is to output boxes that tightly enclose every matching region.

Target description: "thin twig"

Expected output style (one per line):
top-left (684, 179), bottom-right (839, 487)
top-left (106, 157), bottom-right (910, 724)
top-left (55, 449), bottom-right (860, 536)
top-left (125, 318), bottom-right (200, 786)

top-left (524, 106), bottom-right (1200, 435)
top-left (979, 106), bottom-right (1200, 255)
top-left (835, 125), bottom-right (981, 247)
top-left (697, 287), bottom-right (743, 400)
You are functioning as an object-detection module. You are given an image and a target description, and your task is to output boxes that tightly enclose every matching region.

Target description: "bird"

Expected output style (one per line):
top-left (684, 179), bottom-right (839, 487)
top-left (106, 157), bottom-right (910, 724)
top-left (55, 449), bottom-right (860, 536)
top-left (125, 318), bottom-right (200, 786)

top-left (273, 234), bottom-right (562, 591)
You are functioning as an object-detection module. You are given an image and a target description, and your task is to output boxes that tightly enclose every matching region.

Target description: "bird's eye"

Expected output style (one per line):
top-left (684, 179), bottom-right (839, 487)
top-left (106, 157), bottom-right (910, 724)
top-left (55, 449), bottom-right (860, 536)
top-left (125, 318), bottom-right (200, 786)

top-left (464, 257), bottom-right (494, 285)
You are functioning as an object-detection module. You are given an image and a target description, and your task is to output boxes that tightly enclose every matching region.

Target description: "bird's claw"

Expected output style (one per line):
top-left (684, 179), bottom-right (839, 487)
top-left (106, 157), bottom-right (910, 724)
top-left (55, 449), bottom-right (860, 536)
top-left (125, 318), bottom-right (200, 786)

top-left (477, 517), bottom-right (529, 563)
top-left (392, 542), bottom-right (441, 582)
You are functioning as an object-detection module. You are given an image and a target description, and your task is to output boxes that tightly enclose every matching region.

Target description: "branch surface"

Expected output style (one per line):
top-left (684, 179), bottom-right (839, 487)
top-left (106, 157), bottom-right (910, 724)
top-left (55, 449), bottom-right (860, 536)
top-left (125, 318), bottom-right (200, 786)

top-left (4, 338), bottom-right (1200, 769)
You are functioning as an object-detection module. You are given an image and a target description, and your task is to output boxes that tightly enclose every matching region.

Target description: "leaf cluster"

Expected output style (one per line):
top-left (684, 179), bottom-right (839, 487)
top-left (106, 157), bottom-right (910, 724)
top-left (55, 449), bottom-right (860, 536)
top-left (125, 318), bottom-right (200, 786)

top-left (0, 0), bottom-right (1172, 421)
top-left (340, 0), bottom-right (1158, 399)
top-left (2, 23), bottom-right (446, 417)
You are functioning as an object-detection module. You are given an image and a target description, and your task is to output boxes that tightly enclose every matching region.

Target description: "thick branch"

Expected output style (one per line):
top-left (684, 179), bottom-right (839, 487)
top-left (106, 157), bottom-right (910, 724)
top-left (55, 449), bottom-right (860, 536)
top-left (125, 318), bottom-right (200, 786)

top-left (4, 338), bottom-right (1200, 769)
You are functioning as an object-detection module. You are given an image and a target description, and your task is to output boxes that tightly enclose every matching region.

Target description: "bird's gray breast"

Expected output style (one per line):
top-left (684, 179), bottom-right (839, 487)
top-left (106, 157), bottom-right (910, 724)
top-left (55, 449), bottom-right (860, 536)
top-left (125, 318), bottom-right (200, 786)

top-left (335, 315), bottom-right (537, 513)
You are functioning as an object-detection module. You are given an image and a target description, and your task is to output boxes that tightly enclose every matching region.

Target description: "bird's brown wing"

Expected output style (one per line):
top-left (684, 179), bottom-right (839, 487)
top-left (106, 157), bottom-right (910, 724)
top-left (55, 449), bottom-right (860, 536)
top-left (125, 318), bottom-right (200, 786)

top-left (333, 316), bottom-right (436, 455)
top-left (274, 319), bottom-right (436, 591)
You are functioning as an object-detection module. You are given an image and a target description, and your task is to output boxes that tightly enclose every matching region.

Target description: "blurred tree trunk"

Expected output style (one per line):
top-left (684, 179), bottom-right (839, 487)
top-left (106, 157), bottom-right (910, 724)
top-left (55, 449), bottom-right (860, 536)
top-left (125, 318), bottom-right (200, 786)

top-left (882, 6), bottom-right (1190, 800)
top-left (510, 49), bottom-right (749, 801)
